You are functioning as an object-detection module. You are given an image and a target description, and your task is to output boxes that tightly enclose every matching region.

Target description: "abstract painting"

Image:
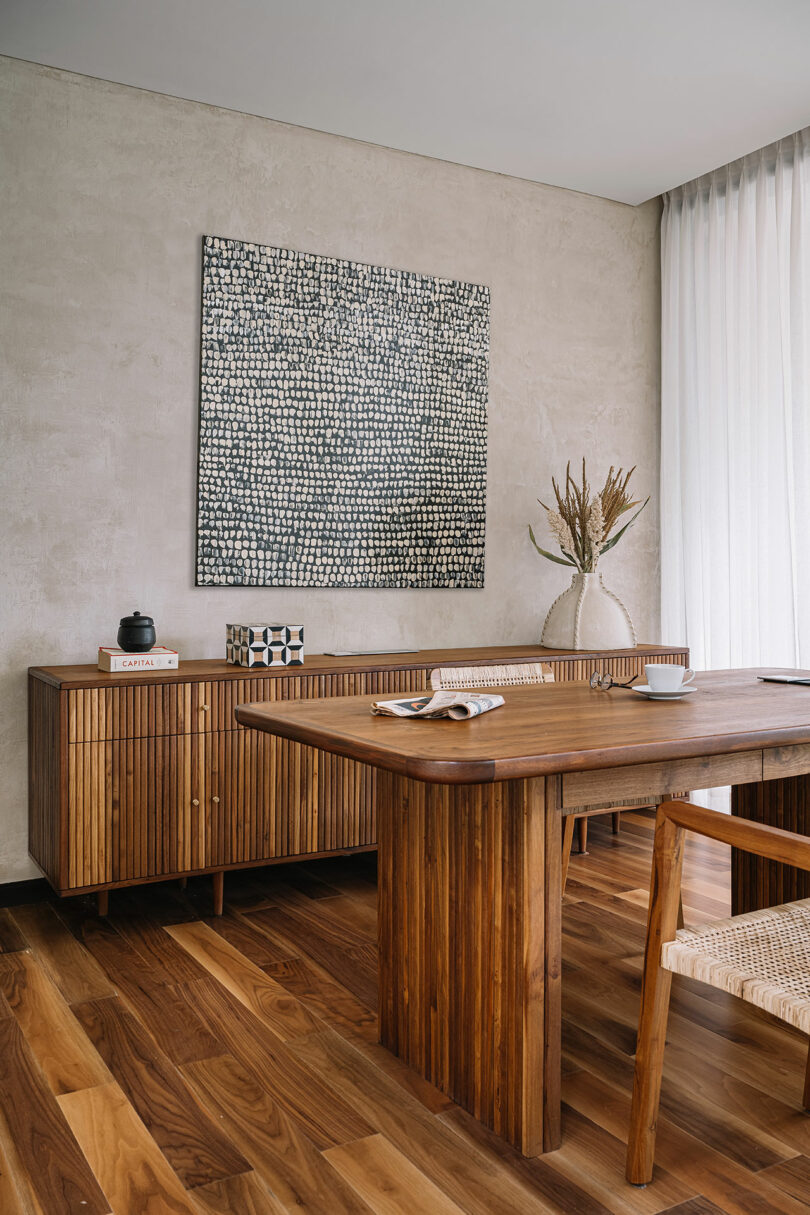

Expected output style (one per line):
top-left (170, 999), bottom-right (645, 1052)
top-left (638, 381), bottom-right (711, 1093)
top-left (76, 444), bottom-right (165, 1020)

top-left (196, 236), bottom-right (489, 587)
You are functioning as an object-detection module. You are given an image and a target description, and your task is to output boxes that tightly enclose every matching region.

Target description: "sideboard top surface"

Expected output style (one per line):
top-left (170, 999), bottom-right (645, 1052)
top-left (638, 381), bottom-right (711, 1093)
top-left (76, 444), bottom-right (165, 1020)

top-left (28, 643), bottom-right (682, 690)
top-left (235, 668), bottom-right (810, 783)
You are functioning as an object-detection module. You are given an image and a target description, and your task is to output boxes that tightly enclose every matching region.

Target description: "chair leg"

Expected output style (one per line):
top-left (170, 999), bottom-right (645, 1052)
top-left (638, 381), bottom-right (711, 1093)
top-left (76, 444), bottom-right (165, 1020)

top-left (612, 811), bottom-right (621, 834)
top-left (577, 816), bottom-right (588, 854)
top-left (561, 816), bottom-right (576, 894)
top-left (803, 1039), bottom-right (810, 1112)
top-left (626, 813), bottom-right (685, 1186)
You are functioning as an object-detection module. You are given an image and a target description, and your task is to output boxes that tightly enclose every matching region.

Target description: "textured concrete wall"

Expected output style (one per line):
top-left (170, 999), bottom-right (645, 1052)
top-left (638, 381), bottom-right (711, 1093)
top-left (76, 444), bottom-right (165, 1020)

top-left (0, 57), bottom-right (661, 883)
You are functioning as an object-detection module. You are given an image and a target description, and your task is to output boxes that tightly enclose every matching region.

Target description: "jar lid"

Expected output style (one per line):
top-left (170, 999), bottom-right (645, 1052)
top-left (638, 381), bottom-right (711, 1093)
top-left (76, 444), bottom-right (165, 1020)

top-left (119, 610), bottom-right (154, 627)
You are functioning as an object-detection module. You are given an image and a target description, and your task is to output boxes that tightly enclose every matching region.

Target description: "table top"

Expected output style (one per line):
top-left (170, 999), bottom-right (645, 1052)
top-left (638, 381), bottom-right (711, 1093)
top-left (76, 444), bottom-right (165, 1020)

top-left (235, 669), bottom-right (810, 783)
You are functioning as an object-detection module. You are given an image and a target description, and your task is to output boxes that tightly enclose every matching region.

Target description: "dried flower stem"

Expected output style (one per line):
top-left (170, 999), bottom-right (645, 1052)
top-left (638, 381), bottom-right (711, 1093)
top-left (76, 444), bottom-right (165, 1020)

top-left (530, 459), bottom-right (648, 573)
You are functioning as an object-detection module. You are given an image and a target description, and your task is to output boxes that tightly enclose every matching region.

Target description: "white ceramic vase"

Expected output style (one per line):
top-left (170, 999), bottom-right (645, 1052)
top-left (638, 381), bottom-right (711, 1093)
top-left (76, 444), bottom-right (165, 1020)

top-left (541, 571), bottom-right (636, 650)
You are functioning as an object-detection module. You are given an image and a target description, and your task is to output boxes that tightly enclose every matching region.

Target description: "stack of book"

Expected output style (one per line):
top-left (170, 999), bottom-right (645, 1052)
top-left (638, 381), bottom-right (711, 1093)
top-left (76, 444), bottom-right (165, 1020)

top-left (97, 646), bottom-right (179, 673)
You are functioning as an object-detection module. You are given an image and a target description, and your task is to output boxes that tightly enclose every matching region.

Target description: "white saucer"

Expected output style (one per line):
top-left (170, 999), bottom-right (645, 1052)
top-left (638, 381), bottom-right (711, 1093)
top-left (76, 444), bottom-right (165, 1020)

top-left (632, 684), bottom-right (697, 700)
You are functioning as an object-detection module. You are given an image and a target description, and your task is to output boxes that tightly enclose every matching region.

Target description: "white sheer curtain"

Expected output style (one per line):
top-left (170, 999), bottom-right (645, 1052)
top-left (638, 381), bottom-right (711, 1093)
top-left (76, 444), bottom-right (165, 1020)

top-left (661, 128), bottom-right (810, 671)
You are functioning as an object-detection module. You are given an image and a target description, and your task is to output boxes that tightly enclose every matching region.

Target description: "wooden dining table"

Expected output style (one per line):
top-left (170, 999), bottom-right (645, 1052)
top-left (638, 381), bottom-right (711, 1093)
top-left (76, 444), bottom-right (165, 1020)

top-left (235, 668), bottom-right (810, 1157)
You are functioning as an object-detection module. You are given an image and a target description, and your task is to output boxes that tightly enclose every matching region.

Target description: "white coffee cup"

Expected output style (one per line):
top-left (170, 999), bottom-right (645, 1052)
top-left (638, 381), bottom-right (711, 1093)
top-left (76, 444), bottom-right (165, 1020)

top-left (645, 663), bottom-right (695, 692)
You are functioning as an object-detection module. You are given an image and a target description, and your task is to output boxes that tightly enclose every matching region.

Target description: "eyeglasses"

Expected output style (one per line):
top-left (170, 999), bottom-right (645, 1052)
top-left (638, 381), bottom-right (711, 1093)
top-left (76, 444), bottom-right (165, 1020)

top-left (589, 671), bottom-right (638, 691)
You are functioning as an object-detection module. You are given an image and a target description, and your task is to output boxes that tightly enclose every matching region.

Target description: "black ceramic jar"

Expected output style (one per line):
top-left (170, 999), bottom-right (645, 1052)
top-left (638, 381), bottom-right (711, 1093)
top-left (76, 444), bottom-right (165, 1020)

top-left (117, 611), bottom-right (156, 653)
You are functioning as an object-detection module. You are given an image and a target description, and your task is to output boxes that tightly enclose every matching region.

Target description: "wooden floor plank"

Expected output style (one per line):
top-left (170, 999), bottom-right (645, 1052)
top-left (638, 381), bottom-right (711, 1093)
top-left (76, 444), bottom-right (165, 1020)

top-left (0, 910), bottom-right (30, 954)
top-left (565, 965), bottom-right (809, 1109)
top-left (613, 885), bottom-right (730, 924)
top-left (72, 995), bottom-right (252, 1189)
top-left (109, 906), bottom-right (213, 984)
top-left (0, 1169), bottom-right (28, 1215)
top-left (175, 976), bottom-right (374, 1149)
top-left (563, 1070), bottom-right (810, 1215)
top-left (292, 1029), bottom-right (559, 1215)
top-left (248, 905), bottom-right (378, 1009)
top-left (0, 985), bottom-right (14, 1019)
top-left (182, 1052), bottom-right (376, 1215)
top-left (346, 1038), bottom-right (457, 1115)
top-left (253, 880), bottom-right (378, 941)
top-left (191, 1170), bottom-right (287, 1215)
top-left (8, 903), bottom-right (115, 1004)
top-left (205, 913), bottom-right (300, 968)
top-left (0, 1018), bottom-right (111, 1215)
top-left (166, 921), bottom-right (322, 1041)
top-left (260, 954), bottom-right (378, 1045)
top-left (0, 952), bottom-right (112, 1096)
top-left (277, 865), bottom-right (346, 901)
top-left (561, 1016), bottom-right (799, 1172)
top-left (324, 1133), bottom-right (469, 1215)
top-left (110, 885), bottom-right (199, 927)
top-left (0, 1132), bottom-right (41, 1215)
top-left (204, 871), bottom-right (282, 914)
top-left (58, 1082), bottom-right (204, 1215)
top-left (61, 914), bottom-right (227, 1066)
top-left (439, 1103), bottom-right (686, 1215)
top-left (562, 901), bottom-right (647, 966)
top-left (0, 1091), bottom-right (48, 1215)
top-left (760, 1155), bottom-right (810, 1204)
top-left (657, 1200), bottom-right (732, 1215)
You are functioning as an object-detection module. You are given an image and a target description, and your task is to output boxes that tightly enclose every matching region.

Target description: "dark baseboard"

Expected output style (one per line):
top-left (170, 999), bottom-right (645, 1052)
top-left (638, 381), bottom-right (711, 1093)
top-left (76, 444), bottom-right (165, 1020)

top-left (0, 878), bottom-right (51, 908)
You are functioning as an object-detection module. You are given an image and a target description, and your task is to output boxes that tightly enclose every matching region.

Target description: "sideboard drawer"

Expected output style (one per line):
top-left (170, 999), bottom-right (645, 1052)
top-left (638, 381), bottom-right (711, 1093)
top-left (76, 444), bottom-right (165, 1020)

top-left (66, 677), bottom-right (297, 741)
top-left (67, 683), bottom-right (210, 742)
top-left (66, 669), bottom-right (432, 742)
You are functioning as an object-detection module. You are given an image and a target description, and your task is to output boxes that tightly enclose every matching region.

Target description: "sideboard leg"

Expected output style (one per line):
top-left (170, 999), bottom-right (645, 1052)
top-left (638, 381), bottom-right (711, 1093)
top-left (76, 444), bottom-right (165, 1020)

top-left (178, 877), bottom-right (188, 890)
top-left (212, 871), bottom-right (224, 916)
top-left (577, 816), bottom-right (589, 854)
top-left (97, 890), bottom-right (109, 916)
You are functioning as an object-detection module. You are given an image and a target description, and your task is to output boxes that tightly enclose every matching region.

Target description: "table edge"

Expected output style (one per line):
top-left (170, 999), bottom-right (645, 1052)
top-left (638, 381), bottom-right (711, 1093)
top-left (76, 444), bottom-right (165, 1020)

top-left (234, 704), bottom-right (810, 784)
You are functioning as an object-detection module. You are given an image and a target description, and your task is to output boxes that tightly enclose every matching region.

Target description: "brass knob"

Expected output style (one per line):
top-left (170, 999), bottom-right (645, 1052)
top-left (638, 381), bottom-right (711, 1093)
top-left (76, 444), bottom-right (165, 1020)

top-left (212, 796), bottom-right (220, 804)
top-left (192, 798), bottom-right (200, 806)
top-left (202, 704), bottom-right (210, 712)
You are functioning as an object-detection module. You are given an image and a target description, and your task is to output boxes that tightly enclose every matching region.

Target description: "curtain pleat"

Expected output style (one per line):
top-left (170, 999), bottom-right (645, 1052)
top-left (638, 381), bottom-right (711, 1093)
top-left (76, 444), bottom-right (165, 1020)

top-left (661, 128), bottom-right (810, 669)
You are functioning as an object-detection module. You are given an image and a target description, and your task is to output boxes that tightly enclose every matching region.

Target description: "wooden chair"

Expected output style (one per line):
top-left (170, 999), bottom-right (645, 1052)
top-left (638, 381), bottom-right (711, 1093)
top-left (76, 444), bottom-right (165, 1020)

top-left (627, 799), bottom-right (810, 1186)
top-left (429, 663), bottom-right (631, 890)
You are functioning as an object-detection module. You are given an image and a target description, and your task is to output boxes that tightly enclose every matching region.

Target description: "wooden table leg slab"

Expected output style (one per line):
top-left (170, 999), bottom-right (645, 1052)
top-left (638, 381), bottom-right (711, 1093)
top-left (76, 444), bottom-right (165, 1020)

top-left (377, 771), bottom-right (560, 1157)
top-left (732, 775), bottom-right (810, 913)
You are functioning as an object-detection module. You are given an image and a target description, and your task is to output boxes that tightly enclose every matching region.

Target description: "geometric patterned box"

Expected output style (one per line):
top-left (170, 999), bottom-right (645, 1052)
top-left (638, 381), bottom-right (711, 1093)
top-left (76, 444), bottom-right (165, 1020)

top-left (225, 623), bottom-right (304, 667)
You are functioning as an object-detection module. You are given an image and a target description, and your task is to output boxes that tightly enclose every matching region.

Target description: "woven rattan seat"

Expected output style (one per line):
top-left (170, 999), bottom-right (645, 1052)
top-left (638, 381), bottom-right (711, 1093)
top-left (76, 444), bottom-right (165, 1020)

top-left (662, 897), bottom-right (810, 1034)
top-left (429, 662), bottom-right (554, 689)
top-left (627, 799), bottom-right (810, 1188)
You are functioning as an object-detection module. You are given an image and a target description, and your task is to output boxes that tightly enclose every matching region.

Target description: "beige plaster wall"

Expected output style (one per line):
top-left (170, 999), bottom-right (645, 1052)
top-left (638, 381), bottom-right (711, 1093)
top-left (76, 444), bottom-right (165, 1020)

top-left (0, 57), bottom-right (661, 883)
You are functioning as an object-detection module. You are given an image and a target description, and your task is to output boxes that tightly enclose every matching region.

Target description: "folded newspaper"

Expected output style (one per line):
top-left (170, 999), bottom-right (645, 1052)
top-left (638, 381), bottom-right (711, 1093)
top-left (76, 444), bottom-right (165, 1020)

top-left (370, 690), bottom-right (505, 720)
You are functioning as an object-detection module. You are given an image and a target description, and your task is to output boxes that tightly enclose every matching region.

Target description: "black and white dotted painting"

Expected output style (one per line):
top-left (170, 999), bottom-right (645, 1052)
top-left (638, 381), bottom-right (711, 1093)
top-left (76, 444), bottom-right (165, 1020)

top-left (196, 237), bottom-right (489, 588)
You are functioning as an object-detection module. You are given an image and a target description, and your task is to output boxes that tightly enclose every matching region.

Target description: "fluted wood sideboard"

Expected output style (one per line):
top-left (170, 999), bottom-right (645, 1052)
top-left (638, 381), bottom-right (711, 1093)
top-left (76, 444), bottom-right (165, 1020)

top-left (28, 643), bottom-right (687, 911)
